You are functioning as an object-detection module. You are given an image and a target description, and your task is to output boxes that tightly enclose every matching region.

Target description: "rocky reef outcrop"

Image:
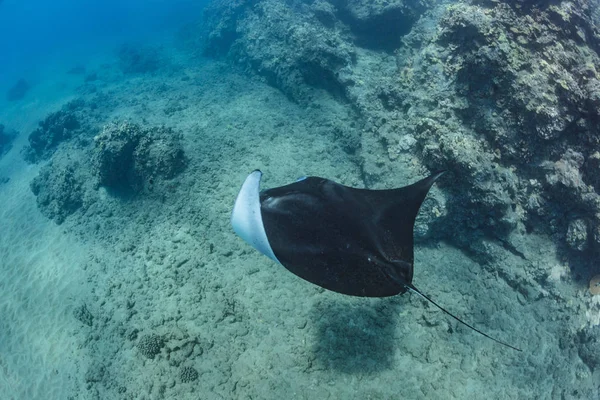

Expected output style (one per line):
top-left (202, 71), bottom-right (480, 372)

top-left (27, 97), bottom-right (187, 224)
top-left (30, 156), bottom-right (90, 224)
top-left (201, 0), bottom-right (600, 269)
top-left (93, 122), bottom-right (187, 194)
top-left (23, 99), bottom-right (91, 162)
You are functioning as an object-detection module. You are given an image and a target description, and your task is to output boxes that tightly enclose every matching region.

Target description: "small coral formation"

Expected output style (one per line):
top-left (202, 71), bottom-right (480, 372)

top-left (24, 100), bottom-right (84, 162)
top-left (30, 157), bottom-right (87, 224)
top-left (73, 303), bottom-right (94, 327)
top-left (117, 43), bottom-right (162, 74)
top-left (566, 218), bottom-right (589, 252)
top-left (138, 334), bottom-right (164, 359)
top-left (85, 364), bottom-right (106, 383)
top-left (93, 121), bottom-right (186, 193)
top-left (6, 78), bottom-right (30, 101)
top-left (179, 366), bottom-right (198, 383)
top-left (590, 275), bottom-right (600, 296)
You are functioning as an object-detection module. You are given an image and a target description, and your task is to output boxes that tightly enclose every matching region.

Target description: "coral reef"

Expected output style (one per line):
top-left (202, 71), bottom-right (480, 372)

top-left (23, 100), bottom-right (85, 162)
top-left (577, 330), bottom-right (600, 370)
top-left (93, 122), bottom-right (186, 193)
top-left (137, 334), bottom-right (164, 359)
top-left (85, 364), bottom-right (106, 384)
top-left (6, 78), bottom-right (30, 101)
top-left (202, 0), bottom-right (358, 100)
top-left (433, 0), bottom-right (600, 257)
top-left (27, 96), bottom-right (186, 224)
top-left (201, 0), bottom-right (600, 268)
top-left (179, 366), bottom-right (198, 383)
top-left (73, 303), bottom-right (94, 327)
top-left (30, 157), bottom-right (88, 224)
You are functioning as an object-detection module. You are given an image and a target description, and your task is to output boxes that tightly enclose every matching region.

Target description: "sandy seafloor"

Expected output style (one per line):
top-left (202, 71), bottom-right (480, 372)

top-left (0, 35), bottom-right (599, 400)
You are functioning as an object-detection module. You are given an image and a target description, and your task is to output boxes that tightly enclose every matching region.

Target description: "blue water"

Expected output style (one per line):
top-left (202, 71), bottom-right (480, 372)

top-left (0, 0), bottom-right (207, 83)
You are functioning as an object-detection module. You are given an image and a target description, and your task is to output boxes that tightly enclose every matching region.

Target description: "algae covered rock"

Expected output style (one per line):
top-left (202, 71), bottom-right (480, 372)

top-left (566, 218), bottom-right (589, 251)
top-left (24, 100), bottom-right (85, 162)
top-left (200, 0), bottom-right (600, 261)
top-left (30, 157), bottom-right (87, 224)
top-left (202, 0), bottom-right (357, 100)
top-left (93, 122), bottom-right (186, 193)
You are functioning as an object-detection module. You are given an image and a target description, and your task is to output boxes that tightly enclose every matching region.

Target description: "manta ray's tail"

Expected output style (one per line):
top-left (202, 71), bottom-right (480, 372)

top-left (406, 284), bottom-right (522, 352)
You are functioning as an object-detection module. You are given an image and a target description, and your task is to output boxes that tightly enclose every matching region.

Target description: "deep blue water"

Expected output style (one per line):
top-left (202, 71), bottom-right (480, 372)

top-left (0, 0), bottom-right (208, 83)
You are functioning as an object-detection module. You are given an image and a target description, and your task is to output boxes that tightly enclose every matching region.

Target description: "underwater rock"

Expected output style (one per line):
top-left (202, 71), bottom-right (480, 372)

top-left (577, 330), bottom-right (600, 370)
top-left (84, 364), bottom-right (105, 383)
top-left (93, 122), bottom-right (186, 193)
top-left (6, 78), bottom-right (30, 101)
top-left (73, 303), bottom-right (94, 327)
top-left (24, 100), bottom-right (84, 162)
top-left (201, 0), bottom-right (256, 57)
top-left (30, 158), bottom-right (86, 224)
top-left (330, 0), bottom-right (427, 51)
top-left (201, 0), bottom-right (600, 262)
top-left (311, 0), bottom-right (337, 28)
top-left (202, 0), bottom-right (357, 100)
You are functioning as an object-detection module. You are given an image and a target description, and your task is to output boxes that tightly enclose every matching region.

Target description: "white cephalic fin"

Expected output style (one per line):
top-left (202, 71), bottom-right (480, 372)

top-left (231, 170), bottom-right (280, 263)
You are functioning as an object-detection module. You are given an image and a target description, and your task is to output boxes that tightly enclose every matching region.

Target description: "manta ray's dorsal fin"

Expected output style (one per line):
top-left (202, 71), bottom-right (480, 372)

top-left (406, 284), bottom-right (522, 352)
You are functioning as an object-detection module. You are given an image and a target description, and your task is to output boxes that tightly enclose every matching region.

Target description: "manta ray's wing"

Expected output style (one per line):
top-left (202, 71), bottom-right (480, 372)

top-left (253, 171), bottom-right (444, 297)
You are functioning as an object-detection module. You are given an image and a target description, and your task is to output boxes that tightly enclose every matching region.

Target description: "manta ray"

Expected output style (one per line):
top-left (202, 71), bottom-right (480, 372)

top-left (231, 170), bottom-right (521, 351)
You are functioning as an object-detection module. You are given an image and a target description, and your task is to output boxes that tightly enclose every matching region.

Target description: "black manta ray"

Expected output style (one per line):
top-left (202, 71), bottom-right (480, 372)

top-left (231, 170), bottom-right (521, 351)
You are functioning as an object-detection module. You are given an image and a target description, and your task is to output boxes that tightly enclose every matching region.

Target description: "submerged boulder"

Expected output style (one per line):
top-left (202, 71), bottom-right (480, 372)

top-left (93, 122), bottom-right (186, 193)
top-left (23, 100), bottom-right (86, 162)
top-left (30, 158), bottom-right (87, 224)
